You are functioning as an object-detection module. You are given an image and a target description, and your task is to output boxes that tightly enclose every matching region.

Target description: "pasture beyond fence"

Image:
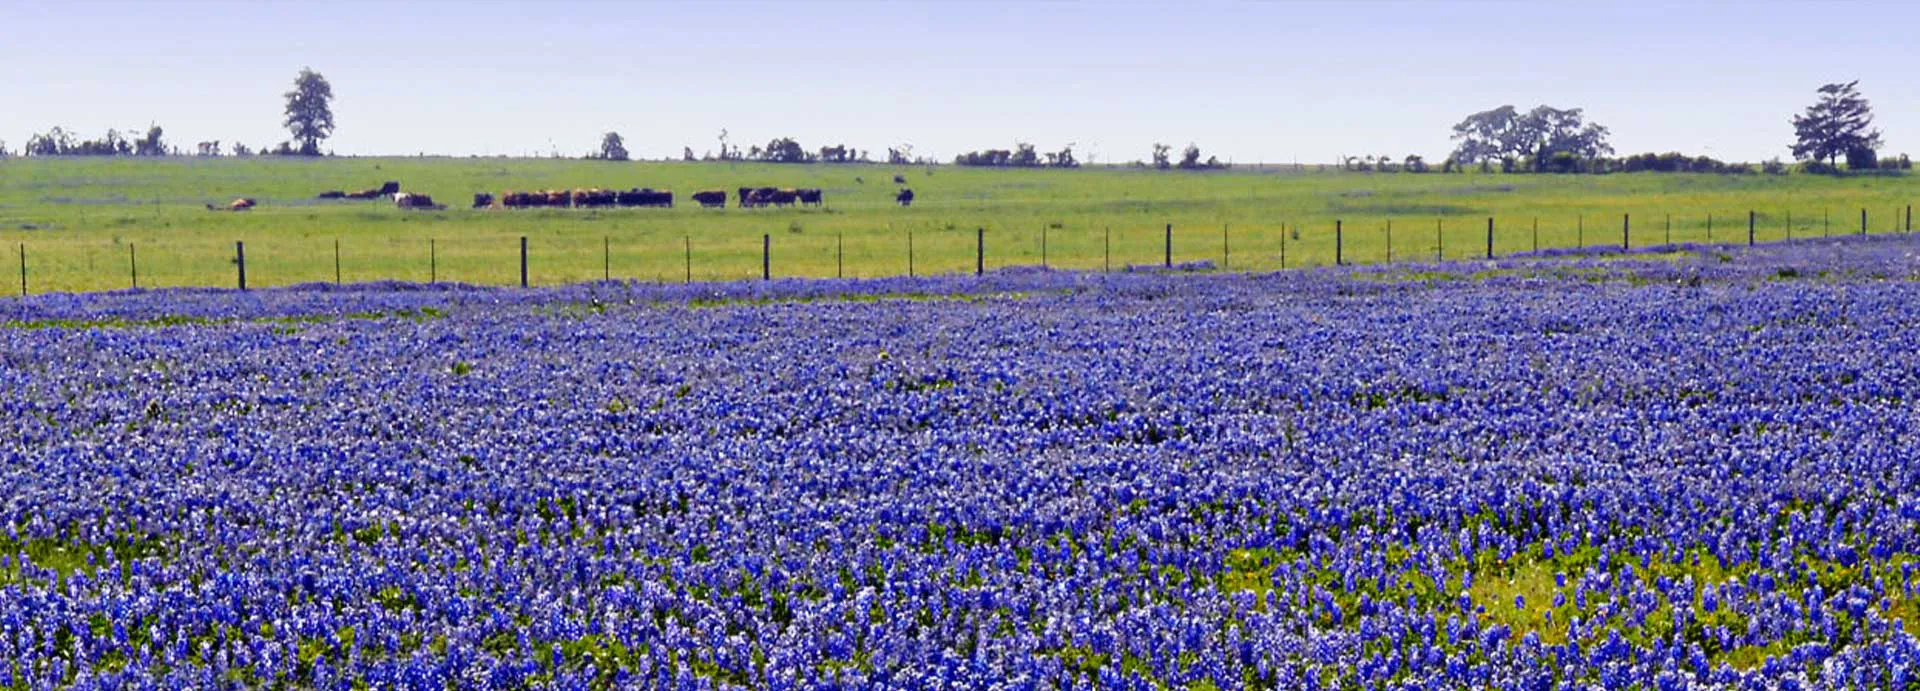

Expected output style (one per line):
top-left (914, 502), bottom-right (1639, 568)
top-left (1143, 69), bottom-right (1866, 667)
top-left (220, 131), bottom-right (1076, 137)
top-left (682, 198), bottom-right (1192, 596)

top-left (5, 205), bottom-right (1915, 295)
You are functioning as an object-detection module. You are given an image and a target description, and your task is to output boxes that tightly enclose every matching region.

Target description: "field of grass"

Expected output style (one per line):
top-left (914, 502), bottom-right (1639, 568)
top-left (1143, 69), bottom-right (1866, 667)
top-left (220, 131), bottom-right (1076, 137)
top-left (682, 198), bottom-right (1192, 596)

top-left (1, 156), bottom-right (1917, 292)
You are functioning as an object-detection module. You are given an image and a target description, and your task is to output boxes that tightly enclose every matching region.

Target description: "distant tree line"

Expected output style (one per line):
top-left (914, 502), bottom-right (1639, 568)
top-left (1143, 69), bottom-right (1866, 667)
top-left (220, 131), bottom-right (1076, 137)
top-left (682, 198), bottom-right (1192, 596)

top-left (1129, 143), bottom-right (1225, 170)
top-left (953, 142), bottom-right (1079, 168)
top-left (19, 125), bottom-right (170, 156)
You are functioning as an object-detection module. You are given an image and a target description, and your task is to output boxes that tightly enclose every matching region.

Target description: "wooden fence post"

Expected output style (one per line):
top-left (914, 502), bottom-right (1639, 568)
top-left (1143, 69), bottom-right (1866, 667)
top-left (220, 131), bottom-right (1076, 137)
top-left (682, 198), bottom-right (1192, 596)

top-left (1622, 213), bottom-right (1629, 250)
top-left (1385, 220), bottom-right (1392, 263)
top-left (837, 233), bottom-right (844, 279)
top-left (1335, 220), bottom-right (1343, 266)
top-left (1532, 217), bottom-right (1538, 253)
top-left (1861, 208), bottom-right (1868, 236)
top-left (762, 234), bottom-right (770, 281)
top-left (1104, 227), bottom-right (1111, 272)
top-left (429, 238), bottom-right (436, 284)
top-left (976, 227), bottom-right (984, 275)
top-left (519, 236), bottom-right (528, 288)
top-left (603, 237), bottom-right (610, 282)
top-left (18, 244), bottom-right (26, 297)
top-left (1435, 218), bottom-right (1442, 262)
top-left (334, 239), bottom-right (342, 285)
top-left (129, 243), bottom-right (137, 289)
top-left (1485, 217), bottom-right (1493, 259)
top-left (1041, 224), bottom-right (1048, 269)
top-left (236, 241), bottom-right (247, 291)
top-left (683, 236), bottom-right (691, 283)
top-left (1222, 223), bottom-right (1229, 269)
top-left (908, 230), bottom-right (915, 277)
top-left (1163, 223), bottom-right (1172, 268)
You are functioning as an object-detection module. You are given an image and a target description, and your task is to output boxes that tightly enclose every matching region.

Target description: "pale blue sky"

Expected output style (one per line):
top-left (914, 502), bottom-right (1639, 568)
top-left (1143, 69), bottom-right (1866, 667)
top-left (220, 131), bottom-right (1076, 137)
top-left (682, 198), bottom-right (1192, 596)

top-left (2, 1), bottom-right (1915, 162)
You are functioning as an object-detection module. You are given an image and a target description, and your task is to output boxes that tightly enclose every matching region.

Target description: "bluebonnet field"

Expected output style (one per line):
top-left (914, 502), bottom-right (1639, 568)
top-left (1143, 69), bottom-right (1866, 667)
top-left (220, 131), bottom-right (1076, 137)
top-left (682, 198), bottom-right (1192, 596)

top-left (2, 237), bottom-right (1920, 690)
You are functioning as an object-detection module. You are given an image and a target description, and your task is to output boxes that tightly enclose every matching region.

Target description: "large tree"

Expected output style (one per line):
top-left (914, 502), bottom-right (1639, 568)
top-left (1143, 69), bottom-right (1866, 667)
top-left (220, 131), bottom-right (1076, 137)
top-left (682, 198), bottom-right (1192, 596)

top-left (1450, 105), bottom-right (1610, 171)
top-left (1791, 80), bottom-right (1880, 168)
top-left (597, 131), bottom-right (630, 161)
top-left (283, 68), bottom-right (335, 156)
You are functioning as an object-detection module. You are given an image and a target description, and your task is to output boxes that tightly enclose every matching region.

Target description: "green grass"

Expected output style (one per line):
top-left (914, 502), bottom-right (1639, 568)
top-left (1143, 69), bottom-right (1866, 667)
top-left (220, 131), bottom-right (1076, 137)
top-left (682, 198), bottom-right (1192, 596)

top-left (1, 156), bottom-right (1917, 292)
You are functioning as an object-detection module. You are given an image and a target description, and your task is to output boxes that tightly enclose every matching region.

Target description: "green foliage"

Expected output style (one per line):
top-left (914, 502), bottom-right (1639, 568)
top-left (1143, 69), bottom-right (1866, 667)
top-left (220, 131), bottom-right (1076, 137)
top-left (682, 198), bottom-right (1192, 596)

top-left (1792, 80), bottom-right (1880, 168)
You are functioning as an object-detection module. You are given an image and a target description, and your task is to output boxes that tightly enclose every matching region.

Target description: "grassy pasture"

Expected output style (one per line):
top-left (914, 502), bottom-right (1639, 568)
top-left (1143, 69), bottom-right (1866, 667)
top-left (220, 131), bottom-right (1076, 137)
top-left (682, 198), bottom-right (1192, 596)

top-left (1, 156), bottom-right (1917, 292)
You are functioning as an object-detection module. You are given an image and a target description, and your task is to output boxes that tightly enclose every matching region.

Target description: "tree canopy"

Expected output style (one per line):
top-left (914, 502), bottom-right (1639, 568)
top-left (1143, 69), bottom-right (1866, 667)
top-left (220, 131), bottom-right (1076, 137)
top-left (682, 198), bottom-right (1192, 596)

top-left (1449, 105), bottom-right (1611, 171)
top-left (596, 132), bottom-right (630, 161)
top-left (1791, 80), bottom-right (1880, 168)
top-left (282, 68), bottom-right (335, 156)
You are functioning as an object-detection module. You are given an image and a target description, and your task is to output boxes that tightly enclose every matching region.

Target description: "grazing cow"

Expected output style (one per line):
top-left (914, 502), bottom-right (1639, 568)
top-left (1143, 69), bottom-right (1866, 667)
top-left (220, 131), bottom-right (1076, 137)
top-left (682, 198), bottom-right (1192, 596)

top-left (746, 187), bottom-right (796, 208)
top-left (473, 193), bottom-right (495, 209)
top-left (896, 188), bottom-right (914, 206)
top-left (796, 188), bottom-right (823, 206)
top-left (738, 187), bottom-right (754, 208)
top-left (615, 188), bottom-right (668, 207)
top-left (378, 181), bottom-right (401, 196)
top-left (317, 190), bottom-right (346, 199)
top-left (893, 174), bottom-right (906, 184)
top-left (692, 190), bottom-right (726, 208)
top-left (575, 188), bottom-right (617, 208)
top-left (544, 190), bottom-right (570, 207)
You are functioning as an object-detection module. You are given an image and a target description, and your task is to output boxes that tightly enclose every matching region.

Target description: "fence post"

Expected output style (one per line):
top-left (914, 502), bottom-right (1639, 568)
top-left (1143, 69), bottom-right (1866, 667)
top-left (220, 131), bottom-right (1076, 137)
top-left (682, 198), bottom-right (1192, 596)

top-left (684, 236), bottom-right (691, 283)
top-left (1532, 217), bottom-right (1538, 253)
top-left (236, 241), bottom-right (247, 291)
top-left (1104, 226), bottom-right (1111, 272)
top-left (334, 239), bottom-right (342, 285)
top-left (837, 232), bottom-right (844, 279)
top-left (976, 227), bottom-right (985, 276)
top-left (1861, 208), bottom-right (1868, 236)
top-left (1335, 220), bottom-right (1343, 266)
top-left (1707, 213), bottom-right (1713, 242)
top-left (1485, 217), bottom-right (1493, 259)
top-left (1577, 215), bottom-right (1584, 247)
top-left (1907, 204), bottom-right (1912, 232)
top-left (603, 237), bottom-right (610, 282)
top-left (1280, 224), bottom-right (1287, 268)
top-left (1222, 223), bottom-right (1229, 269)
top-left (1748, 211), bottom-right (1754, 246)
top-left (519, 236), bottom-right (528, 288)
top-left (762, 234), bottom-right (771, 281)
top-left (1622, 213), bottom-right (1629, 250)
top-left (907, 230), bottom-right (915, 278)
top-left (1163, 223), bottom-right (1172, 268)
top-left (1665, 214), bottom-right (1671, 245)
top-left (17, 244), bottom-right (26, 297)
top-left (1435, 218), bottom-right (1442, 262)
top-left (129, 243), bottom-right (138, 289)
top-left (1385, 220), bottom-right (1392, 263)
top-left (429, 238), bottom-right (436, 284)
top-left (1041, 225), bottom-right (1048, 269)
top-left (1786, 212), bottom-right (1792, 241)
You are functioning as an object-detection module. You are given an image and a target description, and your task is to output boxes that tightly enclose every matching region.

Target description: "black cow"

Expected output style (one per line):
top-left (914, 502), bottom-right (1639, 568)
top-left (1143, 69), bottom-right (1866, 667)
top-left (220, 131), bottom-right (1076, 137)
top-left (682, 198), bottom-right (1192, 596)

top-left (893, 174), bottom-right (906, 184)
top-left (378, 181), bottom-right (401, 196)
top-left (896, 188), bottom-right (914, 206)
top-left (316, 190), bottom-right (346, 199)
top-left (692, 190), bottom-right (726, 208)
top-left (473, 193), bottom-right (495, 209)
top-left (738, 187), bottom-right (754, 208)
top-left (796, 188), bottom-right (823, 206)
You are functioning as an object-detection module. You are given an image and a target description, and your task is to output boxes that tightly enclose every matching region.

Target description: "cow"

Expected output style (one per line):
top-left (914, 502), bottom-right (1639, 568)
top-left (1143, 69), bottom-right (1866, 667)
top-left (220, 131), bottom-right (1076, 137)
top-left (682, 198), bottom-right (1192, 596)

top-left (896, 188), bottom-right (914, 206)
top-left (207, 198), bottom-right (256, 211)
top-left (395, 193), bottom-right (445, 210)
top-left (345, 189), bottom-right (382, 200)
top-left (692, 190), bottom-right (726, 208)
top-left (316, 190), bottom-right (346, 199)
top-left (378, 181), bottom-right (401, 196)
top-left (544, 190), bottom-right (570, 207)
top-left (746, 187), bottom-right (796, 208)
top-left (738, 187), bottom-right (754, 208)
top-left (473, 193), bottom-right (495, 209)
top-left (893, 174), bottom-right (906, 184)
top-left (614, 188), bottom-right (668, 207)
top-left (796, 188), bottom-right (823, 206)
top-left (575, 188), bottom-right (617, 208)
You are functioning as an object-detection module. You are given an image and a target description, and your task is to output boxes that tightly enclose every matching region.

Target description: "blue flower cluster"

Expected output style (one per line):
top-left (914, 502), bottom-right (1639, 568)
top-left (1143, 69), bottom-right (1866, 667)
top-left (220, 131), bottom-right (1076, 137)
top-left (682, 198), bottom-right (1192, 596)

top-left (1, 238), bottom-right (1918, 689)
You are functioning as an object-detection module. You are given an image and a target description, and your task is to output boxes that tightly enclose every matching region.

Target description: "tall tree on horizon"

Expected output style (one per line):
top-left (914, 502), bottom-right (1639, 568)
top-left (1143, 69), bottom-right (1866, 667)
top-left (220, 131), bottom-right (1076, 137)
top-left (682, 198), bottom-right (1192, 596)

top-left (1791, 80), bottom-right (1880, 168)
top-left (283, 68), bottom-right (335, 156)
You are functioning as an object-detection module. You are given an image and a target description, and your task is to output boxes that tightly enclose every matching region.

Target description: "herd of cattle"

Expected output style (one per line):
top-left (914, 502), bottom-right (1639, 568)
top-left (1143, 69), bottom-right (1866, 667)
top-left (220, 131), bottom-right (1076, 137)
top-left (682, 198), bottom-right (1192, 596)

top-left (219, 180), bottom-right (922, 212)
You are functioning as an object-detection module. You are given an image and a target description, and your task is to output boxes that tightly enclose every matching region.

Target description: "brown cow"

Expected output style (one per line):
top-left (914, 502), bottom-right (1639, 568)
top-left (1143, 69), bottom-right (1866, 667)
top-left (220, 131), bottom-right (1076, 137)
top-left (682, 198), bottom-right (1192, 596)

top-left (692, 190), bottom-right (726, 208)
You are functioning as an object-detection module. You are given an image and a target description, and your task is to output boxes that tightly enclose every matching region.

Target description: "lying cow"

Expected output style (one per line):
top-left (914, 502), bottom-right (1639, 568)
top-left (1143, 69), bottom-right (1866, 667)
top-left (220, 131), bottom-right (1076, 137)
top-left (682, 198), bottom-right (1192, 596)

top-left (692, 190), bottom-right (726, 208)
top-left (394, 193), bottom-right (445, 210)
top-left (473, 193), bottom-right (495, 209)
top-left (316, 190), bottom-right (346, 199)
top-left (207, 198), bottom-right (256, 211)
top-left (896, 189), bottom-right (914, 206)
